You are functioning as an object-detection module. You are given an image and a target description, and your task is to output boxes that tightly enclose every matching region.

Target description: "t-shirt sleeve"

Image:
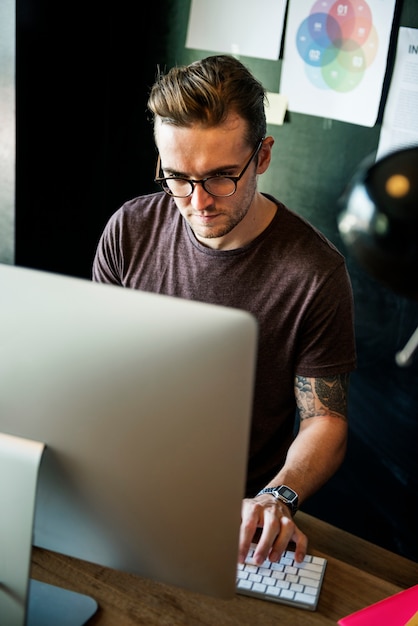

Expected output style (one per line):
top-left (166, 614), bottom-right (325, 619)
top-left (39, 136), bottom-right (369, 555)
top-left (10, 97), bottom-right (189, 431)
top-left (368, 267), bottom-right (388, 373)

top-left (295, 261), bottom-right (357, 377)
top-left (92, 212), bottom-right (124, 285)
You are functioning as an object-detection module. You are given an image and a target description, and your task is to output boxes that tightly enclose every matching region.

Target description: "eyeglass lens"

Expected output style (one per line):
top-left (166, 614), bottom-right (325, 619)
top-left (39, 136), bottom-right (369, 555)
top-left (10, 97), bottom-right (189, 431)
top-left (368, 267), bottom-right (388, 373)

top-left (163, 177), bottom-right (236, 197)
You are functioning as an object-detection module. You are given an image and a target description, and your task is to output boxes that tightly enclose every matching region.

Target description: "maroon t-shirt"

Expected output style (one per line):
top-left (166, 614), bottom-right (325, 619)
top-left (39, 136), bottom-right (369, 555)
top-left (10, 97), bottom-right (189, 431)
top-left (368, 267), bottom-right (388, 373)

top-left (93, 192), bottom-right (356, 495)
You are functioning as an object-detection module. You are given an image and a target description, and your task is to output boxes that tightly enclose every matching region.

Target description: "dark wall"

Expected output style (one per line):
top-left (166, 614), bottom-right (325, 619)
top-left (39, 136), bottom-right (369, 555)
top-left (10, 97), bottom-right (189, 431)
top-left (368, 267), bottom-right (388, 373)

top-left (16, 1), bottom-right (168, 277)
top-left (16, 1), bottom-right (418, 562)
top-left (307, 265), bottom-right (418, 560)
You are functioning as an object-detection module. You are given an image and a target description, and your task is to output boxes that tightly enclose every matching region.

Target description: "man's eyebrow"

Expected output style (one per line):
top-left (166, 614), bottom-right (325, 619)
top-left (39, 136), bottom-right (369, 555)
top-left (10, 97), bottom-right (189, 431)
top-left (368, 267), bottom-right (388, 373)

top-left (162, 162), bottom-right (240, 177)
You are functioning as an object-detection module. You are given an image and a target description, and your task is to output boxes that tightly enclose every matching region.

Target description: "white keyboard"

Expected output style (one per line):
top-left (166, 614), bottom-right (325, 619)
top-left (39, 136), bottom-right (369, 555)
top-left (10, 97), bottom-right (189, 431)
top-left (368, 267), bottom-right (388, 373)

top-left (236, 543), bottom-right (327, 611)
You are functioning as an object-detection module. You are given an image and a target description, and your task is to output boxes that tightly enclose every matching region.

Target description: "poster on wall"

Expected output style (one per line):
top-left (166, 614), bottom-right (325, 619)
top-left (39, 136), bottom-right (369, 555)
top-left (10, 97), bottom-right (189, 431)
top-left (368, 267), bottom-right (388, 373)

top-left (279, 0), bottom-right (397, 126)
top-left (185, 0), bottom-right (288, 61)
top-left (376, 27), bottom-right (418, 159)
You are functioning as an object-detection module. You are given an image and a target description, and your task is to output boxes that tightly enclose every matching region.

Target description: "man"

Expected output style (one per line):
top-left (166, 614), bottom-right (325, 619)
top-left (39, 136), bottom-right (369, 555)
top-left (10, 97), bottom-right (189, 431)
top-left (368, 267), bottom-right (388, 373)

top-left (93, 55), bottom-right (356, 567)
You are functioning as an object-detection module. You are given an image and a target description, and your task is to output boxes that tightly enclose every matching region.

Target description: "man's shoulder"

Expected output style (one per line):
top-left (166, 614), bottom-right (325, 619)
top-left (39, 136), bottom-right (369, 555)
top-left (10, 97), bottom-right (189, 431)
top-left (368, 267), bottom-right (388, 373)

top-left (265, 196), bottom-right (345, 264)
top-left (114, 191), bottom-right (177, 223)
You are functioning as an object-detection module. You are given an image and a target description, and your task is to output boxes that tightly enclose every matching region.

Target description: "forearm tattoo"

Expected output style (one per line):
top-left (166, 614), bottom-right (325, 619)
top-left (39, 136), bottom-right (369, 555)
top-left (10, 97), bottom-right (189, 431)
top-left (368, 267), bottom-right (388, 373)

top-left (295, 374), bottom-right (349, 421)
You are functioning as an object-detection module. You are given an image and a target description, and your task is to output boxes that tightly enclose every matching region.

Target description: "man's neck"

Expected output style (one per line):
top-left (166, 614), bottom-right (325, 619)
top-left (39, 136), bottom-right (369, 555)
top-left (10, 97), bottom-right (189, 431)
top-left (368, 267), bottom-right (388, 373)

top-left (194, 193), bottom-right (278, 251)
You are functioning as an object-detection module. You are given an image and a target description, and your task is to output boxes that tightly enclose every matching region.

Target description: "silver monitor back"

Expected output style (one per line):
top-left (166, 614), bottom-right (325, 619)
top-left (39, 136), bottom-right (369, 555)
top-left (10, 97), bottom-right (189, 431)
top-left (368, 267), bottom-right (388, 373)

top-left (0, 263), bottom-right (257, 606)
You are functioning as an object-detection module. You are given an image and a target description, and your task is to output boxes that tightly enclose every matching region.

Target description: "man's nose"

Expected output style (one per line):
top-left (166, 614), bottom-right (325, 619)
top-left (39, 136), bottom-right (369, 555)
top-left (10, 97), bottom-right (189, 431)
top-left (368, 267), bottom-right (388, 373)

top-left (189, 182), bottom-right (214, 210)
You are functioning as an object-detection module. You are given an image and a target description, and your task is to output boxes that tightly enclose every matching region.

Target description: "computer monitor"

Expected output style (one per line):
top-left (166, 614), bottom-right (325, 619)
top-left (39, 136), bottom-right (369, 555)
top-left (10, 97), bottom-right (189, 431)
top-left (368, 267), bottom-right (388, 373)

top-left (0, 263), bottom-right (257, 625)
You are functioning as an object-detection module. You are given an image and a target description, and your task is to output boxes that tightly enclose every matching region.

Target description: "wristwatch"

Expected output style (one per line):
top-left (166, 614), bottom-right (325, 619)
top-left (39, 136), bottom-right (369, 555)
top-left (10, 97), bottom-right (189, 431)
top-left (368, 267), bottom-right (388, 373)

top-left (256, 485), bottom-right (299, 516)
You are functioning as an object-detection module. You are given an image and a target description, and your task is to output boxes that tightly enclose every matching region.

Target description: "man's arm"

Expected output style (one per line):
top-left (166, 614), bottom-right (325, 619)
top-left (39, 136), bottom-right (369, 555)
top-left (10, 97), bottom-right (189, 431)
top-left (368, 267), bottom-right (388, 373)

top-left (239, 373), bottom-right (349, 565)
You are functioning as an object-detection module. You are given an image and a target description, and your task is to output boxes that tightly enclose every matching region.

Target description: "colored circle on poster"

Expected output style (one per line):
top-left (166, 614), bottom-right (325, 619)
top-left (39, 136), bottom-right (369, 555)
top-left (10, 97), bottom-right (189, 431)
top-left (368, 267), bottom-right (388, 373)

top-left (304, 64), bottom-right (331, 90)
top-left (296, 13), bottom-right (341, 66)
top-left (362, 24), bottom-right (379, 66)
top-left (321, 47), bottom-right (366, 91)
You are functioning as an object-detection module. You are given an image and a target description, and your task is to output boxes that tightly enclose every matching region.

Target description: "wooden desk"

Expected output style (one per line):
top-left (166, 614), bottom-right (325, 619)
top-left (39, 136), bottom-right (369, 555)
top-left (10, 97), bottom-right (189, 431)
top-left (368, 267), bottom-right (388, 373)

top-left (31, 512), bottom-right (418, 626)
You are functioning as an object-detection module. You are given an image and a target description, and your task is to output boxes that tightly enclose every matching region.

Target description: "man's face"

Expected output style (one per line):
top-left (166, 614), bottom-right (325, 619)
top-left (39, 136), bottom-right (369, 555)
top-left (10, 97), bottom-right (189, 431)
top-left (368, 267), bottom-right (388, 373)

top-left (155, 115), bottom-right (264, 250)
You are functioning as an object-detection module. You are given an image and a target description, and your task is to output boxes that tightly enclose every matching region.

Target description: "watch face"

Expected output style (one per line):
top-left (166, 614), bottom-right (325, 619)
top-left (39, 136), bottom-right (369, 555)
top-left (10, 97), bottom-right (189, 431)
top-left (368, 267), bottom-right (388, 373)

top-left (278, 486), bottom-right (297, 501)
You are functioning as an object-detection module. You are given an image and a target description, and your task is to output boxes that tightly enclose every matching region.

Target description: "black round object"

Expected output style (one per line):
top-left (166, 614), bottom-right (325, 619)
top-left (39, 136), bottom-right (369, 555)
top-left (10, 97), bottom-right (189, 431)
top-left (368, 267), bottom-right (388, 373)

top-left (338, 146), bottom-right (418, 299)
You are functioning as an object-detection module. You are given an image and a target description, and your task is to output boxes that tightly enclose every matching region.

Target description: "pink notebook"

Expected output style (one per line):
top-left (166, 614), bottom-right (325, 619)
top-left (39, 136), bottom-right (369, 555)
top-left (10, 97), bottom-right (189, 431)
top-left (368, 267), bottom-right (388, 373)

top-left (338, 585), bottom-right (418, 626)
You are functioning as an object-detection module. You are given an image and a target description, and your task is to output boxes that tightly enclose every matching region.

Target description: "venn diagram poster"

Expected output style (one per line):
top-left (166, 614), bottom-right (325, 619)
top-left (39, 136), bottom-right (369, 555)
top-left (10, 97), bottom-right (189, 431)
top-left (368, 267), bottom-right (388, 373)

top-left (280, 0), bottom-right (397, 126)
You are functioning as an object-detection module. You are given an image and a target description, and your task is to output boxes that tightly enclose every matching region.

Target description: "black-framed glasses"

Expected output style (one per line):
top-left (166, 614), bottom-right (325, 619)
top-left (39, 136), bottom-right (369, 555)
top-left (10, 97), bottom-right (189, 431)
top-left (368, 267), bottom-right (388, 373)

top-left (154, 139), bottom-right (264, 198)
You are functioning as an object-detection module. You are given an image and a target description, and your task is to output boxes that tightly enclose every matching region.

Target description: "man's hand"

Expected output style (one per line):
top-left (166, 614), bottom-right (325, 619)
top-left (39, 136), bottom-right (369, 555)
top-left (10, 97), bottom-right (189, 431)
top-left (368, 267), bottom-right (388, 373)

top-left (238, 495), bottom-right (308, 565)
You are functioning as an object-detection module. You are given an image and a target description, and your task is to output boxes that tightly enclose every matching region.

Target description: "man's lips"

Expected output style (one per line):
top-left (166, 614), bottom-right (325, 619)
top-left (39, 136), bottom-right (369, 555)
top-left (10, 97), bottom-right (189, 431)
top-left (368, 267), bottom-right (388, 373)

top-left (192, 212), bottom-right (221, 223)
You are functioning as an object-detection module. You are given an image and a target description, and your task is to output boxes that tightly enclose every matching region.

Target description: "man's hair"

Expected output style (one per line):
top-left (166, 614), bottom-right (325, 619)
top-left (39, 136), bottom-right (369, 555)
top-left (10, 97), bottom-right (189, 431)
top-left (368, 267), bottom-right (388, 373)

top-left (147, 55), bottom-right (267, 147)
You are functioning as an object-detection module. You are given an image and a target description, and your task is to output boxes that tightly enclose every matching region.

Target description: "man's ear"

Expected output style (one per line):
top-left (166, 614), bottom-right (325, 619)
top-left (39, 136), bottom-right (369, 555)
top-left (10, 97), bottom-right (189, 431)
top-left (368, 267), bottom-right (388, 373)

top-left (256, 136), bottom-right (275, 174)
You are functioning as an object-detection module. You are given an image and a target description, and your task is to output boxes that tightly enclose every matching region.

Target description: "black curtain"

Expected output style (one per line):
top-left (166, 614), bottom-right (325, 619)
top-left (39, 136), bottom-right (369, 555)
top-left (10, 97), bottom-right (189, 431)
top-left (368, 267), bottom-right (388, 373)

top-left (16, 1), bottom-right (168, 278)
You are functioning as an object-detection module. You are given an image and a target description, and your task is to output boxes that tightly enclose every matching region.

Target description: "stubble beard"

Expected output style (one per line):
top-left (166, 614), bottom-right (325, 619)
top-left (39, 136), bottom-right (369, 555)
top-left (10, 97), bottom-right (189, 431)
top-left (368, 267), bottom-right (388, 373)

top-left (188, 180), bottom-right (257, 240)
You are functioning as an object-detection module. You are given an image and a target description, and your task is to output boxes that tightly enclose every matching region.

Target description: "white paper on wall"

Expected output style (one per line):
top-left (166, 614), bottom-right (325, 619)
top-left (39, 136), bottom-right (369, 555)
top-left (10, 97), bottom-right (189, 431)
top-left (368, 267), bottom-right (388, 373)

top-left (186, 0), bottom-right (287, 61)
top-left (377, 27), bottom-right (418, 159)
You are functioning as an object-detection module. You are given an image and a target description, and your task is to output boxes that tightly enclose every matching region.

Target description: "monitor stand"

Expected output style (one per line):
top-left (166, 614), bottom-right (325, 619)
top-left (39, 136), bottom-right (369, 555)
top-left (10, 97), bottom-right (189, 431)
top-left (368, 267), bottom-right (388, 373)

top-left (27, 579), bottom-right (97, 626)
top-left (0, 433), bottom-right (98, 626)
